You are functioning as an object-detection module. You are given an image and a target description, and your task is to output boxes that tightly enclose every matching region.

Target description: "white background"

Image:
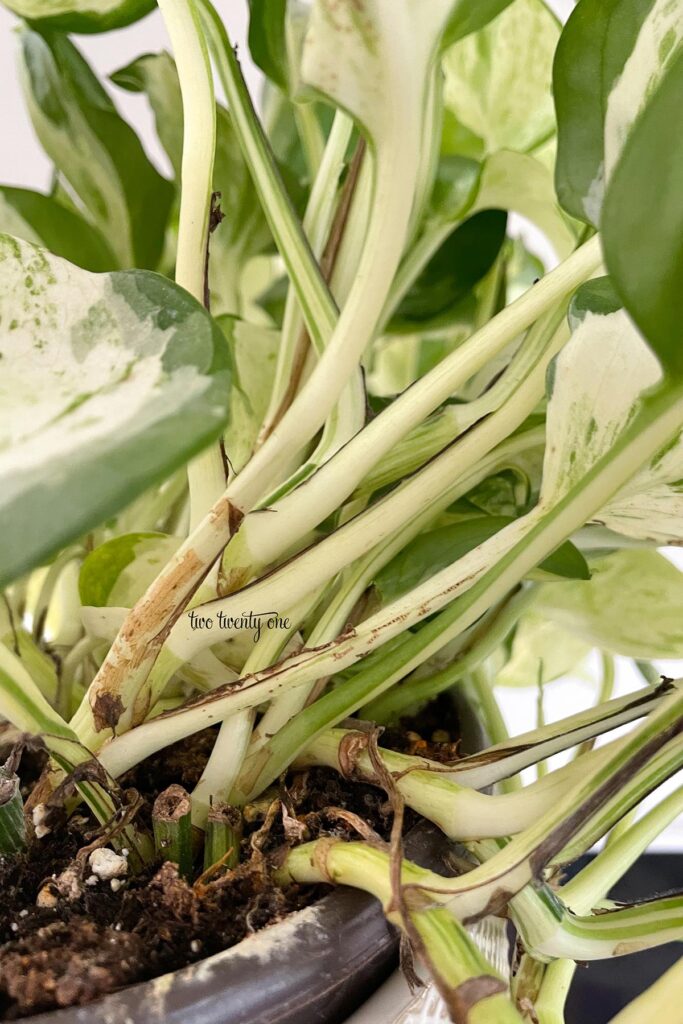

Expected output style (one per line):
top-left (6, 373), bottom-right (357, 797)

top-left (0, 0), bottom-right (679, 847)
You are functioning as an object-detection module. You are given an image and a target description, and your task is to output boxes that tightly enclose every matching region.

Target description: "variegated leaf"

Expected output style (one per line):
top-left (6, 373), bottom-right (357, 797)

top-left (539, 279), bottom-right (662, 510)
top-left (443, 0), bottom-right (560, 156)
top-left (0, 235), bottom-right (231, 587)
top-left (299, 0), bottom-right (455, 156)
top-left (554, 0), bottom-right (683, 225)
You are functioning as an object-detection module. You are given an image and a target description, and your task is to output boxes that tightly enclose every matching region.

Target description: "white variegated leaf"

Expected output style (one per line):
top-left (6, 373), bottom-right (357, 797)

top-left (536, 549), bottom-right (683, 660)
top-left (443, 0), bottom-right (559, 156)
top-left (603, 0), bottom-right (683, 180)
top-left (555, 0), bottom-right (683, 224)
top-left (0, 234), bottom-right (231, 587)
top-left (539, 301), bottom-right (662, 510)
top-left (600, 427), bottom-right (683, 544)
top-left (300, 0), bottom-right (455, 147)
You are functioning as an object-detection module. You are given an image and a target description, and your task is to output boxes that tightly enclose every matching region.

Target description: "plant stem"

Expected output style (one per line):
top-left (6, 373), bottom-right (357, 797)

top-left (363, 588), bottom-right (535, 724)
top-left (203, 802), bottom-right (241, 870)
top-left (0, 753), bottom-right (25, 855)
top-left (158, 0), bottom-right (225, 531)
top-left (152, 784), bottom-right (194, 879)
top-left (276, 842), bottom-right (523, 1024)
top-left (259, 111), bottom-right (354, 443)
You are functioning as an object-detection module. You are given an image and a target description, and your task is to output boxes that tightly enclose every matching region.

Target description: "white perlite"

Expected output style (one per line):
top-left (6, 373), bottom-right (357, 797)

top-left (89, 847), bottom-right (129, 881)
top-left (31, 803), bottom-right (51, 839)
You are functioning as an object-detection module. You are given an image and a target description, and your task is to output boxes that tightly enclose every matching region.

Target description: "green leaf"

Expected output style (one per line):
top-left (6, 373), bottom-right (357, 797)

top-left (429, 155), bottom-right (482, 224)
top-left (0, 185), bottom-right (117, 272)
top-left (443, 0), bottom-right (560, 156)
top-left (0, 235), bottom-right (231, 588)
top-left (374, 516), bottom-right (589, 605)
top-left (111, 52), bottom-right (185, 179)
top-left (248, 0), bottom-right (289, 91)
top-left (602, 47), bottom-right (683, 379)
top-left (553, 0), bottom-right (682, 225)
top-left (537, 549), bottom-right (683, 659)
top-left (0, 629), bottom-right (59, 706)
top-left (219, 316), bottom-right (280, 474)
top-left (79, 532), bottom-right (182, 609)
top-left (390, 209), bottom-right (507, 331)
top-left (19, 29), bottom-right (174, 269)
top-left (497, 613), bottom-right (591, 687)
top-left (0, 0), bottom-right (154, 33)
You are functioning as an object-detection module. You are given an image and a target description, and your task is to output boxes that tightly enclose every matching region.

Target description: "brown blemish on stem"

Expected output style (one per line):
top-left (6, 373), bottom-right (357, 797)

top-left (91, 693), bottom-right (126, 734)
top-left (445, 976), bottom-right (507, 1023)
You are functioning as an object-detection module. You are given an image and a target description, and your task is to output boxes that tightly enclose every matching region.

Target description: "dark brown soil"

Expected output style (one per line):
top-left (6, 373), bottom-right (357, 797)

top-left (0, 703), bottom-right (463, 1019)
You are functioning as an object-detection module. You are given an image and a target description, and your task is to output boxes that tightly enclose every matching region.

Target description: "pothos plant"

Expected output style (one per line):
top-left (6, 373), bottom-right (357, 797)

top-left (0, 0), bottom-right (682, 1020)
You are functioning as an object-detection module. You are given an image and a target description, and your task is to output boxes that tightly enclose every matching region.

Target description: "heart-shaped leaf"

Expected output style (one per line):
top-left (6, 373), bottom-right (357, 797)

top-left (535, 549), bottom-right (683, 660)
top-left (0, 235), bottom-right (231, 587)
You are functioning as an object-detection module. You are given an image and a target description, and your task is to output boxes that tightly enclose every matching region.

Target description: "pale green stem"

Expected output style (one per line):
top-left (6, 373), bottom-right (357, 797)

top-left (229, 251), bottom-right (595, 570)
top-left (243, 433), bottom-right (541, 761)
top-left (294, 102), bottom-right (324, 178)
top-left (190, 596), bottom-right (315, 827)
top-left (573, 652), bottom-right (616, 759)
top-left (562, 785), bottom-right (683, 914)
top-left (69, 233), bottom-right (597, 750)
top-left (361, 587), bottom-right (536, 724)
top-left (158, 0), bottom-right (224, 531)
top-left (261, 111), bottom-right (353, 438)
top-left (296, 729), bottom-right (615, 841)
top-left (166, 329), bottom-right (562, 667)
top-left (278, 698), bottom-right (683, 920)
top-left (277, 842), bottom-right (524, 1024)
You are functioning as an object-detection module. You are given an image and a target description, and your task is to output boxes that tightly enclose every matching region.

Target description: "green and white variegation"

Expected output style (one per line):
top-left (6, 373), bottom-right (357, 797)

top-left (535, 550), bottom-right (683, 660)
top-left (539, 296), bottom-right (661, 510)
top-left (539, 277), bottom-right (683, 543)
top-left (0, 235), bottom-right (231, 587)
top-left (299, 0), bottom-right (456, 250)
top-left (443, 0), bottom-right (559, 156)
top-left (554, 0), bottom-right (683, 225)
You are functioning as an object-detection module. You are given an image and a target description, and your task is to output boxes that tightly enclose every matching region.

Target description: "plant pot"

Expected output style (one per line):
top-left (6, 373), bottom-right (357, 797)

top-left (21, 700), bottom-right (486, 1024)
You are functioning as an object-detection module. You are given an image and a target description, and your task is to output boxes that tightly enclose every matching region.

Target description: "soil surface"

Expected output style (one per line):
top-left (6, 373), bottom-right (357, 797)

top-left (0, 702), bottom-right (463, 1019)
